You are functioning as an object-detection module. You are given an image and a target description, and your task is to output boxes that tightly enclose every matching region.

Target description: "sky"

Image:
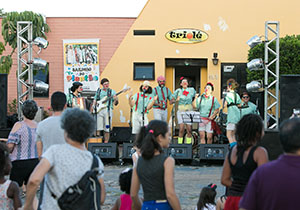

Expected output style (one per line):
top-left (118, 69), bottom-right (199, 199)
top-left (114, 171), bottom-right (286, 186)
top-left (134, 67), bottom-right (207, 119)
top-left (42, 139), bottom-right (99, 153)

top-left (1, 0), bottom-right (148, 17)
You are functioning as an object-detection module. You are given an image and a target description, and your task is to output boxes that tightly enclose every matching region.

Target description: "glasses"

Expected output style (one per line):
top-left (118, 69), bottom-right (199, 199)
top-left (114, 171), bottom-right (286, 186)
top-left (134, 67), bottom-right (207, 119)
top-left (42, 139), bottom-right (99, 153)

top-left (242, 96), bottom-right (249, 99)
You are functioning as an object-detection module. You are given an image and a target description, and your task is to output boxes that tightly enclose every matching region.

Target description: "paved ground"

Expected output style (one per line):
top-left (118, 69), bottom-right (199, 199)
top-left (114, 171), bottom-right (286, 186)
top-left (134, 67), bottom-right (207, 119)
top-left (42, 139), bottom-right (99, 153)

top-left (101, 162), bottom-right (225, 210)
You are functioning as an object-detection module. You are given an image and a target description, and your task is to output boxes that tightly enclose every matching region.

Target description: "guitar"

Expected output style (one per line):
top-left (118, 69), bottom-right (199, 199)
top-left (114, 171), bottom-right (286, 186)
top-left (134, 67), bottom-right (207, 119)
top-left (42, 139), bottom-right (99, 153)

top-left (93, 87), bottom-right (130, 113)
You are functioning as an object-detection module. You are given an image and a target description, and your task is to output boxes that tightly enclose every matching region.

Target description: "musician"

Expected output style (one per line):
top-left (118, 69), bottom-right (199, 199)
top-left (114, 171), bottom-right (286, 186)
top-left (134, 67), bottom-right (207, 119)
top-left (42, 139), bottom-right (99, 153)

top-left (66, 82), bottom-right (85, 109)
top-left (240, 91), bottom-right (259, 118)
top-left (153, 75), bottom-right (174, 121)
top-left (128, 81), bottom-right (157, 135)
top-left (172, 77), bottom-right (196, 144)
top-left (224, 79), bottom-right (241, 146)
top-left (192, 82), bottom-right (220, 144)
top-left (93, 78), bottom-right (118, 142)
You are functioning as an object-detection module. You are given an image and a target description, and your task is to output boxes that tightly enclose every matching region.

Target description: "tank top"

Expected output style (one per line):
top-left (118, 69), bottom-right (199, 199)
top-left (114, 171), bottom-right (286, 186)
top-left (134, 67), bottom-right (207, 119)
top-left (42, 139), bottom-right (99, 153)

top-left (136, 153), bottom-right (167, 201)
top-left (228, 146), bottom-right (258, 196)
top-left (0, 180), bottom-right (14, 210)
top-left (120, 194), bottom-right (132, 210)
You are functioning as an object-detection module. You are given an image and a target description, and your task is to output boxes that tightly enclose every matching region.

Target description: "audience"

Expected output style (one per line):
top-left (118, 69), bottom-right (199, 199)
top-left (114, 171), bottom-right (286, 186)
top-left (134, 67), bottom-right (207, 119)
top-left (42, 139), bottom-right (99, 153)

top-left (239, 118), bottom-right (300, 210)
top-left (130, 120), bottom-right (181, 210)
top-left (221, 114), bottom-right (268, 210)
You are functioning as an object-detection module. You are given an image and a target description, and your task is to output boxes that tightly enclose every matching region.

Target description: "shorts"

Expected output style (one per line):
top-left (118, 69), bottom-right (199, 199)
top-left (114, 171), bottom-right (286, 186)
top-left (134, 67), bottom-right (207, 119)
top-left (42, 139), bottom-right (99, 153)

top-left (226, 123), bottom-right (236, 131)
top-left (132, 112), bottom-right (149, 134)
top-left (224, 196), bottom-right (241, 210)
top-left (10, 158), bottom-right (39, 187)
top-left (96, 109), bottom-right (113, 132)
top-left (142, 200), bottom-right (172, 210)
top-left (153, 108), bottom-right (168, 122)
top-left (177, 111), bottom-right (193, 125)
top-left (199, 118), bottom-right (213, 133)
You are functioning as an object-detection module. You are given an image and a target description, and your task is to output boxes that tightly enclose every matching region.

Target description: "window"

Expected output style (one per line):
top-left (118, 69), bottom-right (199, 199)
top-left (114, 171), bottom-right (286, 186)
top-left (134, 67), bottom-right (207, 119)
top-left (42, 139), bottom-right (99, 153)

top-left (33, 63), bottom-right (49, 97)
top-left (133, 30), bottom-right (155, 36)
top-left (133, 63), bottom-right (155, 80)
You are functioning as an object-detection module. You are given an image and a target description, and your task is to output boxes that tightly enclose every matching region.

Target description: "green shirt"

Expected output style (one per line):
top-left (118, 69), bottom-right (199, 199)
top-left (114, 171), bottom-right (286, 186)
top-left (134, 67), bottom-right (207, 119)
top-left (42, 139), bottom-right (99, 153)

top-left (195, 95), bottom-right (221, 118)
top-left (153, 86), bottom-right (172, 109)
top-left (240, 101), bottom-right (259, 118)
top-left (94, 88), bottom-right (117, 109)
top-left (225, 90), bottom-right (242, 124)
top-left (172, 87), bottom-right (196, 105)
top-left (66, 93), bottom-right (82, 108)
top-left (132, 92), bottom-right (154, 114)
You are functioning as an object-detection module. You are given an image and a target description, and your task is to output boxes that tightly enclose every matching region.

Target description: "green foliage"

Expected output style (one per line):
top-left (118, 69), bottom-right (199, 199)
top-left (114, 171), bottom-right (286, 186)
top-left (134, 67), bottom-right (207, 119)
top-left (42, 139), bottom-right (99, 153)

top-left (0, 11), bottom-right (50, 74)
top-left (7, 98), bottom-right (17, 115)
top-left (247, 35), bottom-right (300, 82)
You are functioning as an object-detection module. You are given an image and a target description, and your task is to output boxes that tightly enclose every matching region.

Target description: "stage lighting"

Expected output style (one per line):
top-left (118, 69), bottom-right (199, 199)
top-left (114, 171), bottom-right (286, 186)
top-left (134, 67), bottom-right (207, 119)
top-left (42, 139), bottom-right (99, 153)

top-left (246, 80), bottom-right (263, 92)
top-left (33, 80), bottom-right (49, 93)
top-left (34, 37), bottom-right (48, 49)
top-left (247, 58), bottom-right (264, 71)
top-left (247, 35), bottom-right (262, 48)
top-left (33, 58), bottom-right (47, 70)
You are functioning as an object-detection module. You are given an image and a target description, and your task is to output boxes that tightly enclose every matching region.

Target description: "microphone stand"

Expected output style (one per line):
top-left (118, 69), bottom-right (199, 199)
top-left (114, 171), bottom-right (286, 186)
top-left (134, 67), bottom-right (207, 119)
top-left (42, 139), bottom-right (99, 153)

top-left (142, 89), bottom-right (146, 127)
top-left (107, 89), bottom-right (112, 142)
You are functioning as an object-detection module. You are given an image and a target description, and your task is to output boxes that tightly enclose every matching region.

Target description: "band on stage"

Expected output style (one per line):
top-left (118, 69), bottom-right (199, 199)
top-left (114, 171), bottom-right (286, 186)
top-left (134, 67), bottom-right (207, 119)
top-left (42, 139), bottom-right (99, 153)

top-left (67, 77), bottom-right (258, 146)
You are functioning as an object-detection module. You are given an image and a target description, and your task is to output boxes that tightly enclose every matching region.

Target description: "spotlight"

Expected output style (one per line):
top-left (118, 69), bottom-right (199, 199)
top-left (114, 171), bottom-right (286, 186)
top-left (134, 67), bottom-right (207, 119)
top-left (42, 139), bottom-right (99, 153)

top-left (34, 37), bottom-right (48, 49)
top-left (247, 58), bottom-right (264, 71)
top-left (33, 58), bottom-right (47, 70)
top-left (246, 81), bottom-right (263, 92)
top-left (212, 52), bottom-right (219, 65)
top-left (33, 80), bottom-right (49, 93)
top-left (247, 35), bottom-right (262, 48)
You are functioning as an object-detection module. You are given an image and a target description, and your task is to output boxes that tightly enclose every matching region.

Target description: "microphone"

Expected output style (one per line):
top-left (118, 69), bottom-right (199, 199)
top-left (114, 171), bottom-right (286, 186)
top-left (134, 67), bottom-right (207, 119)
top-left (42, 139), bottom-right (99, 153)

top-left (143, 88), bottom-right (147, 93)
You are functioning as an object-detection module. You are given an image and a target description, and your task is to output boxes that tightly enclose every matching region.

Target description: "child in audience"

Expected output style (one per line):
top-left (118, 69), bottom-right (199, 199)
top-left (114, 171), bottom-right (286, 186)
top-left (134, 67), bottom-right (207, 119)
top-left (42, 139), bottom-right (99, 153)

top-left (196, 183), bottom-right (217, 210)
top-left (112, 168), bottom-right (133, 210)
top-left (216, 195), bottom-right (227, 210)
top-left (0, 143), bottom-right (22, 210)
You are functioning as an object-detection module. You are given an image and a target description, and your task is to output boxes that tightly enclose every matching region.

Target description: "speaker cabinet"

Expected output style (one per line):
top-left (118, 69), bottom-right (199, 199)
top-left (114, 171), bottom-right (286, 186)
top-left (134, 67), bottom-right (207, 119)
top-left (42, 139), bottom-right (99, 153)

top-left (88, 143), bottom-right (118, 160)
top-left (0, 74), bottom-right (8, 129)
top-left (280, 75), bottom-right (300, 122)
top-left (110, 127), bottom-right (133, 143)
top-left (122, 143), bottom-right (134, 160)
top-left (199, 144), bottom-right (229, 160)
top-left (166, 144), bottom-right (192, 160)
top-left (258, 130), bottom-right (283, 161)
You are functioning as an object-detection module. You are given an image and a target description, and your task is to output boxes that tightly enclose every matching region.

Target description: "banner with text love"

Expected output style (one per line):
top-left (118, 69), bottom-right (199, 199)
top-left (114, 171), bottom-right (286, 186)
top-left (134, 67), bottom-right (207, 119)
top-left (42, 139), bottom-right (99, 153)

top-left (63, 39), bottom-right (100, 94)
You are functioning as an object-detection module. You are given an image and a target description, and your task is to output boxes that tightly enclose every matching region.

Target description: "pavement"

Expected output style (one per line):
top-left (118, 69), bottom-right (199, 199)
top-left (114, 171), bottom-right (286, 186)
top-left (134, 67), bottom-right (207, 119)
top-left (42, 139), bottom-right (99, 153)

top-left (101, 163), bottom-right (225, 210)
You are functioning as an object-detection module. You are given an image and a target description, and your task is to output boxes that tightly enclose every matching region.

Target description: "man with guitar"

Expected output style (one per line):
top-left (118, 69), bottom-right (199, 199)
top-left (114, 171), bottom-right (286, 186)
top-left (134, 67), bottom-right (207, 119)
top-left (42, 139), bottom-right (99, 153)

top-left (153, 75), bottom-right (174, 122)
top-left (93, 78), bottom-right (118, 142)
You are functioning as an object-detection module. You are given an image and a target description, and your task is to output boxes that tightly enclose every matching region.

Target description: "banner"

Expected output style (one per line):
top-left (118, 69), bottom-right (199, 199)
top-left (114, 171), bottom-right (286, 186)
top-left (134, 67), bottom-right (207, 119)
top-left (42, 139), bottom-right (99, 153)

top-left (63, 39), bottom-right (100, 94)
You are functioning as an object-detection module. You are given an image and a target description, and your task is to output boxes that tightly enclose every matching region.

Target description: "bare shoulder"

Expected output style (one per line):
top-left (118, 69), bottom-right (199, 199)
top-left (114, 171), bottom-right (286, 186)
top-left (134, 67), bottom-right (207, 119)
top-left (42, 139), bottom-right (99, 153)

top-left (255, 146), bottom-right (268, 156)
top-left (7, 181), bottom-right (20, 199)
top-left (164, 156), bottom-right (175, 166)
top-left (10, 122), bottom-right (22, 133)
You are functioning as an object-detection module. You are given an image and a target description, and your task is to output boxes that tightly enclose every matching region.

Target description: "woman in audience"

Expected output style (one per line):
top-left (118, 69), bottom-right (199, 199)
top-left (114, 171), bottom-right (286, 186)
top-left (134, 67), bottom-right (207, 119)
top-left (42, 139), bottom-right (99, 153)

top-left (23, 108), bottom-right (105, 210)
top-left (131, 120), bottom-right (181, 210)
top-left (221, 114), bottom-right (268, 210)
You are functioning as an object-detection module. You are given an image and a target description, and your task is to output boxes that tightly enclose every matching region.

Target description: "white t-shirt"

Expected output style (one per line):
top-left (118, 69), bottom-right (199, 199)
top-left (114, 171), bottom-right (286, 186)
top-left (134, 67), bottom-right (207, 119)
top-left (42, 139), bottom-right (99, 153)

top-left (41, 144), bottom-right (104, 210)
top-left (195, 203), bottom-right (216, 210)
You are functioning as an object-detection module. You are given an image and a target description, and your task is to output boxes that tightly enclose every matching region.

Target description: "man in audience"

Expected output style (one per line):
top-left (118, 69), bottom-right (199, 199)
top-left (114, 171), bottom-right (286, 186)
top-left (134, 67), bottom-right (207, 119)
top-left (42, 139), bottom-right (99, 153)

top-left (239, 118), bottom-right (300, 210)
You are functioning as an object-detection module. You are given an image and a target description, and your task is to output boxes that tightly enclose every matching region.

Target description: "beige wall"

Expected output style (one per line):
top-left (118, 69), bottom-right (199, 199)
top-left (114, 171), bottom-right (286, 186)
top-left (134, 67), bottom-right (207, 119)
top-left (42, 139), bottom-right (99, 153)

top-left (102, 0), bottom-right (300, 126)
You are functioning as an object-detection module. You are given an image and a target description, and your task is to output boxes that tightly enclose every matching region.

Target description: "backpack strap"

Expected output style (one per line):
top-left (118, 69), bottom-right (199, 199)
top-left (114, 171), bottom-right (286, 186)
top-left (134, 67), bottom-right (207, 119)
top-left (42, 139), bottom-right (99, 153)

top-left (135, 93), bottom-right (140, 111)
top-left (208, 96), bottom-right (215, 117)
top-left (91, 154), bottom-right (99, 171)
top-left (96, 88), bottom-right (101, 101)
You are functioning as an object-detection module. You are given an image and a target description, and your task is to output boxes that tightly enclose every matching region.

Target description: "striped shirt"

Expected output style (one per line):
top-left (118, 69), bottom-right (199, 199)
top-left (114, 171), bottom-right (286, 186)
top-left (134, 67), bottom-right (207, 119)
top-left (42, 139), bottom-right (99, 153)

top-left (7, 121), bottom-right (38, 161)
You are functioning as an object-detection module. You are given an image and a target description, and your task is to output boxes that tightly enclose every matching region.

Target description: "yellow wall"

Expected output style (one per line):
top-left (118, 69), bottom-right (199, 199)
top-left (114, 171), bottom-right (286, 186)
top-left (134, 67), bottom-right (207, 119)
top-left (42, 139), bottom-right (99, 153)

top-left (101, 0), bottom-right (300, 126)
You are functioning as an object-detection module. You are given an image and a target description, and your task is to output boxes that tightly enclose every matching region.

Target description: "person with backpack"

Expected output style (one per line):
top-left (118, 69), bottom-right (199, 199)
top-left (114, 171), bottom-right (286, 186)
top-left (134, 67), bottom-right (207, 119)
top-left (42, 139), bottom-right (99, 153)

top-left (23, 108), bottom-right (105, 210)
top-left (193, 82), bottom-right (220, 144)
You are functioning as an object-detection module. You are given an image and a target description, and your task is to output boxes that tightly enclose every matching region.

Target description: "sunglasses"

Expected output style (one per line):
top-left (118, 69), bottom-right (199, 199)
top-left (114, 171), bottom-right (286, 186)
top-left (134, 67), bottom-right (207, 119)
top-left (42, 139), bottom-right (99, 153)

top-left (242, 96), bottom-right (249, 99)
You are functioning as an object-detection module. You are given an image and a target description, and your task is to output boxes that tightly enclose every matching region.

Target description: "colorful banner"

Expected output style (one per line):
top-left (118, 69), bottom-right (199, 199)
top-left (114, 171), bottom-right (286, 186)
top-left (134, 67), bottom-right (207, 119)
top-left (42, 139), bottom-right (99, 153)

top-left (63, 39), bottom-right (100, 94)
top-left (165, 28), bottom-right (208, 44)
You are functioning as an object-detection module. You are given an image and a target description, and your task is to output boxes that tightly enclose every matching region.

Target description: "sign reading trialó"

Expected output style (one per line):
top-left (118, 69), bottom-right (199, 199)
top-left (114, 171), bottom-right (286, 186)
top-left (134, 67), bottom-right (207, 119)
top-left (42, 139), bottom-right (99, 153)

top-left (165, 29), bottom-right (208, 44)
top-left (63, 39), bottom-right (100, 94)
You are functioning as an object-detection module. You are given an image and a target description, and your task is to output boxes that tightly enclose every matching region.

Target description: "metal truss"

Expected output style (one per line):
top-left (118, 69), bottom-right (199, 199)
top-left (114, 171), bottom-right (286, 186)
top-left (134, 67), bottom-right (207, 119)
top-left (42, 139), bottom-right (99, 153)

top-left (17, 21), bottom-right (33, 120)
top-left (264, 21), bottom-right (280, 130)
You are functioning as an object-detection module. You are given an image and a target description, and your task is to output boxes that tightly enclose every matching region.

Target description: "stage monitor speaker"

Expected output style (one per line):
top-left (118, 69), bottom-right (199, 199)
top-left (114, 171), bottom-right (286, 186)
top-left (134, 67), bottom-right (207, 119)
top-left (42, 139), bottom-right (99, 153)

top-left (257, 130), bottom-right (283, 161)
top-left (199, 144), bottom-right (229, 160)
top-left (88, 143), bottom-right (118, 160)
top-left (122, 143), bottom-right (134, 160)
top-left (166, 144), bottom-right (192, 160)
top-left (280, 75), bottom-right (300, 123)
top-left (111, 127), bottom-right (133, 143)
top-left (0, 74), bottom-right (8, 129)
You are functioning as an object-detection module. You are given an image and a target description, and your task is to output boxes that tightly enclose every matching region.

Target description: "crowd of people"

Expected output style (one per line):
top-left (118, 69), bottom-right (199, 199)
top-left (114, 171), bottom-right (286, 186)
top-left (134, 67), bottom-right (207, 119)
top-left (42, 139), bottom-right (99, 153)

top-left (1, 75), bottom-right (300, 209)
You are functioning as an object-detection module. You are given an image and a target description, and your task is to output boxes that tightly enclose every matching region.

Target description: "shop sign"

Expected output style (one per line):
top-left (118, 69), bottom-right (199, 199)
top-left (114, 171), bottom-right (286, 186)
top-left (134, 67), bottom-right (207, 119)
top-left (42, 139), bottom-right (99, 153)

top-left (165, 28), bottom-right (208, 44)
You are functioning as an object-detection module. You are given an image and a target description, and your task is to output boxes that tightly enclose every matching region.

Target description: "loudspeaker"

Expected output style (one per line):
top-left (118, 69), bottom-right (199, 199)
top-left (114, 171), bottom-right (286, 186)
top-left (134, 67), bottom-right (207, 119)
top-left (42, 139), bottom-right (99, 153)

top-left (257, 130), bottom-right (283, 161)
top-left (88, 143), bottom-right (118, 160)
top-left (111, 127), bottom-right (133, 143)
top-left (122, 143), bottom-right (134, 160)
top-left (199, 144), bottom-right (229, 160)
top-left (280, 75), bottom-right (300, 122)
top-left (0, 74), bottom-right (8, 129)
top-left (166, 144), bottom-right (192, 160)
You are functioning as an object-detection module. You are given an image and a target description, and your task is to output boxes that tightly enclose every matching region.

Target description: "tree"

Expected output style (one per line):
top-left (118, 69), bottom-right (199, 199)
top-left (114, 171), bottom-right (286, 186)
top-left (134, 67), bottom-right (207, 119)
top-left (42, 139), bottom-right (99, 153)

top-left (0, 10), bottom-right (50, 74)
top-left (247, 35), bottom-right (300, 83)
